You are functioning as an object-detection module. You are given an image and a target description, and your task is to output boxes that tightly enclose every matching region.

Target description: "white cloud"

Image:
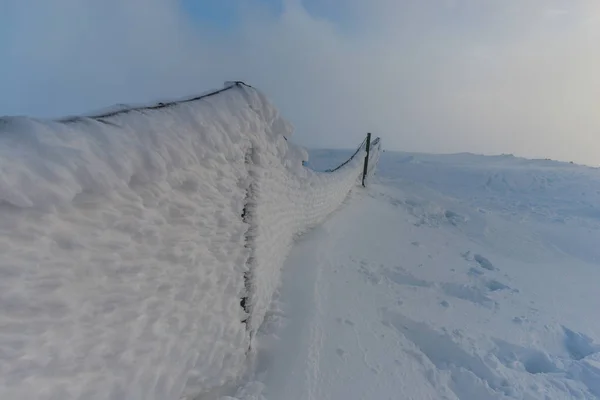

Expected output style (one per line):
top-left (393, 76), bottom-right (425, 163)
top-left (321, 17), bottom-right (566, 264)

top-left (1, 0), bottom-right (599, 165)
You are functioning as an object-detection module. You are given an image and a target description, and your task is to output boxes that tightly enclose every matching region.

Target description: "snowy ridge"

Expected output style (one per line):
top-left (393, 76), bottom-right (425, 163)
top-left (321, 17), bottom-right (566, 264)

top-left (0, 83), bottom-right (381, 400)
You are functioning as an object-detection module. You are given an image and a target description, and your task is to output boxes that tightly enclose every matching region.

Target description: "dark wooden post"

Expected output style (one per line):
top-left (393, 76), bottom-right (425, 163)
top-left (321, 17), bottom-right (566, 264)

top-left (362, 132), bottom-right (371, 187)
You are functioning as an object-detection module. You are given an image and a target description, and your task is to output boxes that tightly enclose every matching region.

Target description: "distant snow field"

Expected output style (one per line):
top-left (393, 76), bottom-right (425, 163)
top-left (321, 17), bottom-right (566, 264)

top-left (227, 151), bottom-right (600, 400)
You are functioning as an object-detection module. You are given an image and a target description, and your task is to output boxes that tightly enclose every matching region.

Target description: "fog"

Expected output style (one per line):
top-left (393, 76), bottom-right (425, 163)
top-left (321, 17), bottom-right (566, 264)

top-left (1, 0), bottom-right (599, 165)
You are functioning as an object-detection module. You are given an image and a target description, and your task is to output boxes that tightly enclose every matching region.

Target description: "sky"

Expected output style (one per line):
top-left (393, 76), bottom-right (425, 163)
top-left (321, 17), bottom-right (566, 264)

top-left (1, 0), bottom-right (599, 165)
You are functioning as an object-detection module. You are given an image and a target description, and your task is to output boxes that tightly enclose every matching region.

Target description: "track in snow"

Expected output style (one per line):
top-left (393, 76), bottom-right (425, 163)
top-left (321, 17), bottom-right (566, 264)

top-left (226, 152), bottom-right (600, 400)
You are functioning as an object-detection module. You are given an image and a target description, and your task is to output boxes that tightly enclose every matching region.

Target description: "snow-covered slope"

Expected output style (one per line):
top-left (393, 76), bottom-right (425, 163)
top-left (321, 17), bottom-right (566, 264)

top-left (231, 150), bottom-right (600, 400)
top-left (0, 83), bottom-right (378, 400)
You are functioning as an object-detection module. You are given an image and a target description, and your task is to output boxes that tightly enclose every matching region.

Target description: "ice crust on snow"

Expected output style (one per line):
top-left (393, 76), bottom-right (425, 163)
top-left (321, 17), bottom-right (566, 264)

top-left (0, 83), bottom-right (376, 400)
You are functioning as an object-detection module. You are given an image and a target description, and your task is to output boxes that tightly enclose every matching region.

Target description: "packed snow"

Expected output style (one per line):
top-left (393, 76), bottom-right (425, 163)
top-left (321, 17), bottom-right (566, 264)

top-left (227, 150), bottom-right (600, 400)
top-left (0, 83), bottom-right (378, 400)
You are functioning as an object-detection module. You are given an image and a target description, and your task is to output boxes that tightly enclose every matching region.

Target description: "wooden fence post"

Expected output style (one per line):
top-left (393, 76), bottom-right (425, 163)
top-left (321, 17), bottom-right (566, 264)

top-left (362, 132), bottom-right (372, 187)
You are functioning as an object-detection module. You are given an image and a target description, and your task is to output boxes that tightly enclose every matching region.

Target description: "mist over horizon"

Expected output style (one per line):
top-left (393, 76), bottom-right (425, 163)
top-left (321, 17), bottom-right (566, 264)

top-left (1, 0), bottom-right (599, 166)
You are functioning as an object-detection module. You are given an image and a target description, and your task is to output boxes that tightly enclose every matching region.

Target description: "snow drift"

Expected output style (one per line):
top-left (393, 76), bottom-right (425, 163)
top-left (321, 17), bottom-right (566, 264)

top-left (0, 82), bottom-right (380, 400)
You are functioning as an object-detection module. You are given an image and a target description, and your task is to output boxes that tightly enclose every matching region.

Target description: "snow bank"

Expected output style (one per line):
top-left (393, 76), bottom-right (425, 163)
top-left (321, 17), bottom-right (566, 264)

top-left (0, 83), bottom-right (380, 400)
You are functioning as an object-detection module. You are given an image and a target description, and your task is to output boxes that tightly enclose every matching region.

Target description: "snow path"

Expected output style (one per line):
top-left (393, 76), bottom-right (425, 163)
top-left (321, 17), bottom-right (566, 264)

top-left (230, 152), bottom-right (600, 400)
top-left (248, 189), bottom-right (436, 400)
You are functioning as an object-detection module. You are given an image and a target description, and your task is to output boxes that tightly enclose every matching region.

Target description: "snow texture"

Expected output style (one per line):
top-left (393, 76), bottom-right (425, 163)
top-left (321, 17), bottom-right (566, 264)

top-left (246, 143), bottom-right (367, 335)
top-left (0, 83), bottom-right (380, 400)
top-left (228, 150), bottom-right (600, 400)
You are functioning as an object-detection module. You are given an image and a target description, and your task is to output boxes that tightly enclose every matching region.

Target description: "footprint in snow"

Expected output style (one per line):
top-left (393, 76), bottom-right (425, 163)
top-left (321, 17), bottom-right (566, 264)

top-left (382, 268), bottom-right (432, 288)
top-left (440, 283), bottom-right (496, 309)
top-left (474, 254), bottom-right (496, 271)
top-left (468, 267), bottom-right (484, 277)
top-left (463, 251), bottom-right (498, 271)
top-left (492, 338), bottom-right (561, 375)
top-left (485, 279), bottom-right (511, 292)
top-left (382, 311), bottom-right (508, 394)
top-left (359, 266), bottom-right (382, 285)
top-left (493, 327), bottom-right (600, 379)
top-left (563, 326), bottom-right (600, 361)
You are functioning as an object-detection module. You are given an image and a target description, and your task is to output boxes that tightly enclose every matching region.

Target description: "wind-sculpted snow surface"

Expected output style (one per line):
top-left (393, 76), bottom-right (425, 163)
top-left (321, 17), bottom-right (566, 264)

top-left (231, 150), bottom-right (600, 400)
top-left (0, 83), bottom-right (377, 400)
